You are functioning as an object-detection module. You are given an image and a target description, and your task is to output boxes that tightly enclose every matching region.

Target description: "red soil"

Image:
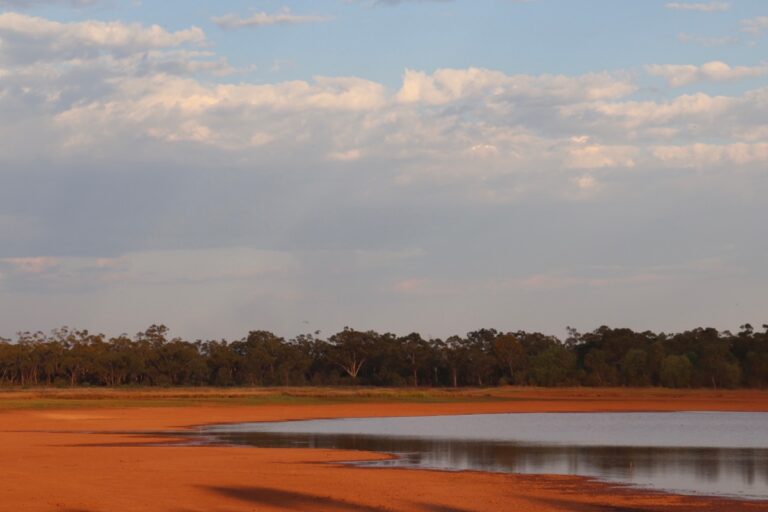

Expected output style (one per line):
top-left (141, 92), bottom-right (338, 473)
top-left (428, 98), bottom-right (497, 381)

top-left (1, 388), bottom-right (767, 511)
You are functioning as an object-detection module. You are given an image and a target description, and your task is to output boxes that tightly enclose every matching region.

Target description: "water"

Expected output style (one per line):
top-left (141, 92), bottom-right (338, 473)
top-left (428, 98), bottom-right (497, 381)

top-left (204, 412), bottom-right (768, 500)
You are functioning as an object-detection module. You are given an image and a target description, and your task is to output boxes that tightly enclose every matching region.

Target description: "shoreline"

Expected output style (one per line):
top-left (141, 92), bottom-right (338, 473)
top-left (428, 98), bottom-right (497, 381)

top-left (1, 388), bottom-right (767, 511)
top-left (196, 406), bottom-right (767, 429)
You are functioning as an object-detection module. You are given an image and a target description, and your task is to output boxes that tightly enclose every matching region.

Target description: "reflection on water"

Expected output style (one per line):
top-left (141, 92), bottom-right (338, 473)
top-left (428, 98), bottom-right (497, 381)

top-left (205, 413), bottom-right (768, 500)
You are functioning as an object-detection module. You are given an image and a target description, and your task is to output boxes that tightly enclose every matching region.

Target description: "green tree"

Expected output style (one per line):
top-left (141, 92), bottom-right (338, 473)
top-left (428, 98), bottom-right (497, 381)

top-left (621, 349), bottom-right (649, 387)
top-left (493, 334), bottom-right (526, 385)
top-left (660, 355), bottom-right (693, 388)
top-left (326, 328), bottom-right (375, 382)
top-left (530, 345), bottom-right (577, 387)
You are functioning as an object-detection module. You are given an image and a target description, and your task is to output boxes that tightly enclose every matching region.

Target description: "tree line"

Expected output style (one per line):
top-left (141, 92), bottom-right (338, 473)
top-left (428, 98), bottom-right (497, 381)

top-left (0, 324), bottom-right (766, 388)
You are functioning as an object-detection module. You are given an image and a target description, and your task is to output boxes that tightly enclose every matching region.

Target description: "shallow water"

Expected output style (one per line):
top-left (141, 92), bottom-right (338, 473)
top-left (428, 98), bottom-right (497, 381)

top-left (205, 412), bottom-right (768, 500)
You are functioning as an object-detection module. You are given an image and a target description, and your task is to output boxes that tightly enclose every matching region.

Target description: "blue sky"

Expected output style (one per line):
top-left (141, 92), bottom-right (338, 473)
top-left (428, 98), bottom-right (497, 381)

top-left (0, 0), bottom-right (767, 340)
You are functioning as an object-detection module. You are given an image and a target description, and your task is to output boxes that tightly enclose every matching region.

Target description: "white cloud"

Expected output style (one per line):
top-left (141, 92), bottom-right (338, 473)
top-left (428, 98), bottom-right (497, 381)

top-left (467, 144), bottom-right (499, 158)
top-left (111, 249), bottom-right (300, 285)
top-left (647, 61), bottom-right (768, 87)
top-left (1, 257), bottom-right (59, 274)
top-left (328, 149), bottom-right (364, 161)
top-left (212, 9), bottom-right (331, 30)
top-left (742, 16), bottom-right (768, 36)
top-left (374, 0), bottom-right (530, 4)
top-left (51, 74), bottom-right (387, 152)
top-left (515, 272), bottom-right (666, 291)
top-left (0, 12), bottom-right (205, 64)
top-left (397, 67), bottom-right (636, 105)
top-left (574, 174), bottom-right (599, 191)
top-left (677, 33), bottom-right (739, 46)
top-left (665, 2), bottom-right (729, 12)
top-left (0, 249), bottom-right (300, 292)
top-left (1, 11), bottom-right (767, 206)
top-left (652, 143), bottom-right (768, 168)
top-left (566, 144), bottom-right (637, 169)
top-left (0, 0), bottom-right (98, 6)
top-left (392, 277), bottom-right (431, 295)
top-left (564, 93), bottom-right (734, 129)
top-left (375, 0), bottom-right (452, 5)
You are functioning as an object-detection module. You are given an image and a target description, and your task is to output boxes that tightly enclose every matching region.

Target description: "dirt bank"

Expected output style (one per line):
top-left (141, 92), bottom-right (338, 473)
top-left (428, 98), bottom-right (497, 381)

top-left (1, 388), bottom-right (767, 511)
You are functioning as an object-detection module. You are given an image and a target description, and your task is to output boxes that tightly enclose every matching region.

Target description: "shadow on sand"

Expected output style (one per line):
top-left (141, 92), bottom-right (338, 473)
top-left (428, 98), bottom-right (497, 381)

top-left (204, 485), bottom-right (474, 512)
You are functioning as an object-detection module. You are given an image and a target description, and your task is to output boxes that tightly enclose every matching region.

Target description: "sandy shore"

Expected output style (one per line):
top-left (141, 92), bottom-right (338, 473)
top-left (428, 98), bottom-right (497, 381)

top-left (1, 388), bottom-right (767, 511)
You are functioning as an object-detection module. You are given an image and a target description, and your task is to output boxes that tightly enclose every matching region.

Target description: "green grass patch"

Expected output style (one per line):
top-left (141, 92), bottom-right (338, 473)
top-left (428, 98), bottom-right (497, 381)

top-left (0, 388), bottom-right (512, 411)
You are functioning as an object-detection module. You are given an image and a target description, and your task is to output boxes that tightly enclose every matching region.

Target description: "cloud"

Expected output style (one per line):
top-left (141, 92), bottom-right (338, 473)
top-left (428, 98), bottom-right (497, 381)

top-left (0, 249), bottom-right (300, 294)
top-left (374, 0), bottom-right (529, 4)
top-left (652, 143), bottom-right (768, 168)
top-left (392, 277), bottom-right (430, 295)
top-left (0, 0), bottom-right (98, 7)
top-left (50, 73), bottom-right (388, 154)
top-left (566, 143), bottom-right (637, 169)
top-left (1, 257), bottom-right (59, 274)
top-left (664, 2), bottom-right (729, 12)
top-left (212, 9), bottom-right (331, 30)
top-left (677, 33), bottom-right (739, 46)
top-left (375, 0), bottom-right (450, 4)
top-left (562, 92), bottom-right (734, 130)
top-left (397, 67), bottom-right (636, 105)
top-left (574, 174), bottom-right (599, 192)
top-left (647, 61), bottom-right (768, 87)
top-left (742, 16), bottom-right (768, 36)
top-left (515, 272), bottom-right (667, 291)
top-left (0, 12), bottom-right (205, 64)
top-left (328, 149), bottom-right (364, 161)
top-left (1, 11), bottom-right (767, 199)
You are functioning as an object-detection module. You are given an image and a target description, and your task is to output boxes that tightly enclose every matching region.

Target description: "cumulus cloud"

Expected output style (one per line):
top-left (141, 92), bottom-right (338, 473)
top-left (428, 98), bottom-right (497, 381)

top-left (0, 12), bottom-right (205, 64)
top-left (396, 67), bottom-right (636, 104)
top-left (562, 92), bottom-right (734, 130)
top-left (647, 61), bottom-right (768, 87)
top-left (48, 73), bottom-right (388, 156)
top-left (665, 2), bottom-right (729, 12)
top-left (212, 9), bottom-right (331, 30)
top-left (1, 11), bottom-right (767, 195)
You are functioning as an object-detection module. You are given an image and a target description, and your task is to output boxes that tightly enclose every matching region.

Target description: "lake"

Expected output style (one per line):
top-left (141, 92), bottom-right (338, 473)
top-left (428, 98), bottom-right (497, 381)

top-left (203, 412), bottom-right (768, 500)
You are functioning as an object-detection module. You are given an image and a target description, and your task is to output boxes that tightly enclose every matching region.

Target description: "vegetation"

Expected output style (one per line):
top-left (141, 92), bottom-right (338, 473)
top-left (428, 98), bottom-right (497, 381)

top-left (0, 324), bottom-right (766, 389)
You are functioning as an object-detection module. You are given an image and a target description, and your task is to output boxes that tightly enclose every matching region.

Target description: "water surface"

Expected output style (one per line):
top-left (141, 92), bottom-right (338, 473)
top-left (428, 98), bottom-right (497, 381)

top-left (205, 412), bottom-right (768, 500)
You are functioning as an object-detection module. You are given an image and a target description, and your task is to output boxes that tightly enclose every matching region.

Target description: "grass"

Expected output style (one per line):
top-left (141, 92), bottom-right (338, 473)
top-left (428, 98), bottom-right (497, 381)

top-left (1, 386), bottom-right (764, 411)
top-left (0, 387), bottom-right (512, 411)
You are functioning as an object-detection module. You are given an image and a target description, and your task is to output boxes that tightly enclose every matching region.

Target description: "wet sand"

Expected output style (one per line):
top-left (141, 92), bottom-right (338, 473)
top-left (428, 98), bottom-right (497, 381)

top-left (1, 388), bottom-right (767, 511)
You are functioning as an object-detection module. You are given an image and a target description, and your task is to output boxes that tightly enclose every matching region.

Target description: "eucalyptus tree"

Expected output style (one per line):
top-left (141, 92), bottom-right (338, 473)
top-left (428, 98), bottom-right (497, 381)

top-left (326, 328), bottom-right (377, 382)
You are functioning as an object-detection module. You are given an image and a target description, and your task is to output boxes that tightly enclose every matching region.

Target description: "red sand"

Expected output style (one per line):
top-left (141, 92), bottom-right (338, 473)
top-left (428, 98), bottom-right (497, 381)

top-left (2, 388), bottom-right (768, 511)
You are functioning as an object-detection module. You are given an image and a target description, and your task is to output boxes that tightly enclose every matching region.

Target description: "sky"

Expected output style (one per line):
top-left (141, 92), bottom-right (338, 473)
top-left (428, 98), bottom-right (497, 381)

top-left (0, 0), bottom-right (767, 341)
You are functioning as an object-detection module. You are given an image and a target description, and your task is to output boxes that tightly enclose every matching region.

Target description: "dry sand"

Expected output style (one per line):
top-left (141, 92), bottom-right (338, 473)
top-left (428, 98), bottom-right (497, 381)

top-left (1, 388), bottom-right (767, 511)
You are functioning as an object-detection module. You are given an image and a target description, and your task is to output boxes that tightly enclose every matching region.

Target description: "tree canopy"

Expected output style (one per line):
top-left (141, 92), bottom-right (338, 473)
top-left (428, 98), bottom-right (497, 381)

top-left (0, 324), bottom-right (766, 388)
